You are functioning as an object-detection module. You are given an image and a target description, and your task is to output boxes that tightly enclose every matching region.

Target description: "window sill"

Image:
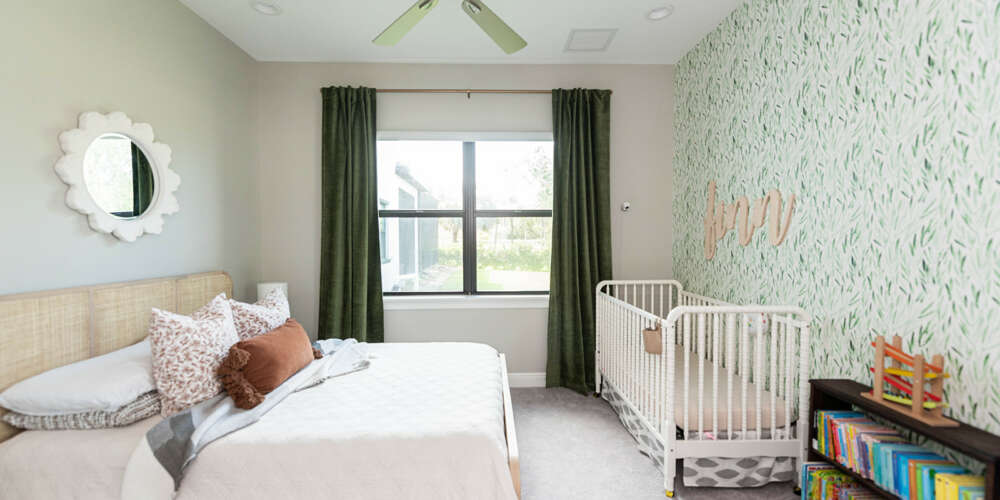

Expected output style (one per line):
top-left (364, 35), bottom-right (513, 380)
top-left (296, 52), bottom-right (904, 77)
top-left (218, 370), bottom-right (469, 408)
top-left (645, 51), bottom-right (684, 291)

top-left (383, 294), bottom-right (549, 311)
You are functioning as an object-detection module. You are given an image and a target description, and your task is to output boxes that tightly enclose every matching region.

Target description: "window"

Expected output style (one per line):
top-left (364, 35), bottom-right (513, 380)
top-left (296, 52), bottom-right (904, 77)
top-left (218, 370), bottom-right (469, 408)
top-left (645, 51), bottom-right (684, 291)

top-left (377, 136), bottom-right (553, 295)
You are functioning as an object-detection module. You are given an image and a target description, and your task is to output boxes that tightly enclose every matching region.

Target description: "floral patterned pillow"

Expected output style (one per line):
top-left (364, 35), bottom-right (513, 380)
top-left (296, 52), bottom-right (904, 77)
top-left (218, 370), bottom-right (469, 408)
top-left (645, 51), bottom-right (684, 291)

top-left (229, 289), bottom-right (291, 341)
top-left (148, 293), bottom-right (239, 416)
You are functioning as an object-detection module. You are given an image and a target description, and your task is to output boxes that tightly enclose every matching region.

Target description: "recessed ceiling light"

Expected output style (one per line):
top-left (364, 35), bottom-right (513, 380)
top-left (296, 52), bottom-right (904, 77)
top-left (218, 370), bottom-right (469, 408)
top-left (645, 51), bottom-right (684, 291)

top-left (250, 1), bottom-right (282, 16)
top-left (647, 5), bottom-right (675, 21)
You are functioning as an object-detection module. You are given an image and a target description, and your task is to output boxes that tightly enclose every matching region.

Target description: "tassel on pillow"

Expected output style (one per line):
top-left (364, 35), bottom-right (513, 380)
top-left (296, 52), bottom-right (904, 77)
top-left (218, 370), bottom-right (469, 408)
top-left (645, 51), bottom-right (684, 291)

top-left (217, 319), bottom-right (319, 409)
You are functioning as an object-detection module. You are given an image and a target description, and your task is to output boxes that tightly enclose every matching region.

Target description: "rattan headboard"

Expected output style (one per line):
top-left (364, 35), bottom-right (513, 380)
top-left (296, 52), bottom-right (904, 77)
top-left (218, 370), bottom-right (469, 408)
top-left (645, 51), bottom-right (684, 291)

top-left (0, 271), bottom-right (232, 443)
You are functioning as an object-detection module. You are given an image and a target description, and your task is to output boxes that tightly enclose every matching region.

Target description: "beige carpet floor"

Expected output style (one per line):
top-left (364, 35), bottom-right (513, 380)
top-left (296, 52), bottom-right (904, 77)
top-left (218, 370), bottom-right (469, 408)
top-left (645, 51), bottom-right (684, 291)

top-left (511, 387), bottom-right (800, 500)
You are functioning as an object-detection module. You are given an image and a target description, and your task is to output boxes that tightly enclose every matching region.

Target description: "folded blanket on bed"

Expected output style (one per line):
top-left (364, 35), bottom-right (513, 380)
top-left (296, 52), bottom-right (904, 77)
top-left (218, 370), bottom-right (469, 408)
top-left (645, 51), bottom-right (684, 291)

top-left (122, 340), bottom-right (370, 497)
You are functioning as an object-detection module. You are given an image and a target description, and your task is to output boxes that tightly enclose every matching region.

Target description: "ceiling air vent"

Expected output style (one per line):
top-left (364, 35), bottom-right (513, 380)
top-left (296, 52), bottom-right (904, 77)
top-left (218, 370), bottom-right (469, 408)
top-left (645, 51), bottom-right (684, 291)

top-left (564, 29), bottom-right (618, 52)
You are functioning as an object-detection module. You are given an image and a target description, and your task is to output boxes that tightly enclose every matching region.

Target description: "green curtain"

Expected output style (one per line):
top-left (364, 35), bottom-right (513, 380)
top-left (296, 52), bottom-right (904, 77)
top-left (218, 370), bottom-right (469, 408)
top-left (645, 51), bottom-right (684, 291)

top-left (131, 143), bottom-right (154, 216)
top-left (546, 88), bottom-right (613, 394)
top-left (318, 86), bottom-right (384, 342)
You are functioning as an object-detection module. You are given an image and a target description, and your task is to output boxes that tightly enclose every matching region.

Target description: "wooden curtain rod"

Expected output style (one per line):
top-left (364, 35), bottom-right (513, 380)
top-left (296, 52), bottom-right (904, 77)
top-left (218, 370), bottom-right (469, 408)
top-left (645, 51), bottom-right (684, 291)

top-left (375, 88), bottom-right (612, 95)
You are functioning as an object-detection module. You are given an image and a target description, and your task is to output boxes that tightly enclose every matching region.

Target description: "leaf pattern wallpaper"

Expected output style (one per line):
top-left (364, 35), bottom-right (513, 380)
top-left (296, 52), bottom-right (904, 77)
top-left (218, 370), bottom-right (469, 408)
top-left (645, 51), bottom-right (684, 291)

top-left (673, 0), bottom-right (1000, 433)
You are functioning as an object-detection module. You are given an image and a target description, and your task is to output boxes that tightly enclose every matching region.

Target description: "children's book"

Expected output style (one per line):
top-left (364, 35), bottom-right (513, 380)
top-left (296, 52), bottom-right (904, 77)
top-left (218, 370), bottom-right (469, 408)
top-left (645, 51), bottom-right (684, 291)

top-left (906, 459), bottom-right (952, 500)
top-left (813, 469), bottom-right (850, 500)
top-left (841, 421), bottom-right (883, 469)
top-left (835, 484), bottom-right (869, 500)
top-left (859, 433), bottom-right (906, 479)
top-left (875, 443), bottom-right (925, 489)
top-left (802, 462), bottom-right (834, 500)
top-left (850, 424), bottom-right (897, 452)
top-left (892, 452), bottom-right (941, 497)
top-left (958, 486), bottom-right (985, 500)
top-left (858, 431), bottom-right (907, 479)
top-left (837, 419), bottom-right (872, 465)
top-left (821, 471), bottom-right (855, 500)
top-left (936, 473), bottom-right (985, 500)
top-left (831, 416), bottom-right (871, 464)
top-left (816, 411), bottom-right (863, 456)
top-left (918, 464), bottom-right (966, 500)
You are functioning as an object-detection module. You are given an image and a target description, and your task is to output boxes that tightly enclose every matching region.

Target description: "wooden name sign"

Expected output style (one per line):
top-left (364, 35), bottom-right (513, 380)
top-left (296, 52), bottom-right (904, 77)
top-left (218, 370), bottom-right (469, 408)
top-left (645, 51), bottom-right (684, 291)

top-left (703, 180), bottom-right (796, 260)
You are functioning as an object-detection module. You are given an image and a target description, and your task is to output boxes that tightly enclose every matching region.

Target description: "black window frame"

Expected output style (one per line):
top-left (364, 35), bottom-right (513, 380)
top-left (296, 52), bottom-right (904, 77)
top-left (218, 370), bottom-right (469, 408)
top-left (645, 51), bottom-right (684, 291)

top-left (379, 140), bottom-right (552, 296)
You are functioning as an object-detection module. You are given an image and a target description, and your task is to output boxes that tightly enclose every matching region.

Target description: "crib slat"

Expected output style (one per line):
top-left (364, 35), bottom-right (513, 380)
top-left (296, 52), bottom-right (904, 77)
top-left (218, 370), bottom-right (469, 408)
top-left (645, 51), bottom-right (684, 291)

top-left (770, 315), bottom-right (778, 438)
top-left (619, 289), bottom-right (625, 397)
top-left (798, 325), bottom-right (811, 445)
top-left (596, 293), bottom-right (601, 392)
top-left (726, 313), bottom-right (735, 440)
top-left (712, 313), bottom-right (720, 437)
top-left (741, 315), bottom-right (749, 436)
top-left (614, 286), bottom-right (620, 392)
top-left (633, 309), bottom-right (639, 411)
top-left (755, 319), bottom-right (763, 437)
top-left (697, 313), bottom-right (705, 439)
top-left (659, 321), bottom-right (666, 435)
top-left (634, 310), bottom-right (639, 414)
top-left (623, 305), bottom-right (628, 403)
top-left (626, 307), bottom-right (631, 410)
top-left (785, 320), bottom-right (793, 438)
top-left (641, 313), bottom-right (647, 420)
top-left (777, 321), bottom-right (784, 400)
top-left (658, 284), bottom-right (663, 318)
top-left (683, 313), bottom-right (691, 438)
top-left (657, 314), bottom-right (663, 434)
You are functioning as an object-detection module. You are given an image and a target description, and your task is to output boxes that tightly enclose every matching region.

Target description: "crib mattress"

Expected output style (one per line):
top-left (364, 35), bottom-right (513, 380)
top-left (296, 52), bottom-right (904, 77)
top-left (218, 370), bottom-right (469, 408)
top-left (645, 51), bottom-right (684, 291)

top-left (673, 343), bottom-right (792, 432)
top-left (607, 344), bottom-right (792, 432)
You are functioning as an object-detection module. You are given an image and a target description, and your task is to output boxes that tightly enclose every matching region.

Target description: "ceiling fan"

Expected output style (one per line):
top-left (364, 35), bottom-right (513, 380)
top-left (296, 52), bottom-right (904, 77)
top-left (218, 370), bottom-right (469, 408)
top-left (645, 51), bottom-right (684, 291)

top-left (373, 0), bottom-right (528, 55)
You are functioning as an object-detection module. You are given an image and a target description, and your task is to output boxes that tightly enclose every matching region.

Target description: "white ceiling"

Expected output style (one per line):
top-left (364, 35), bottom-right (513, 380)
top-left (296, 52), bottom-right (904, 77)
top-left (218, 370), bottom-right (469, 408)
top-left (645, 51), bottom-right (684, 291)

top-left (178, 0), bottom-right (744, 64)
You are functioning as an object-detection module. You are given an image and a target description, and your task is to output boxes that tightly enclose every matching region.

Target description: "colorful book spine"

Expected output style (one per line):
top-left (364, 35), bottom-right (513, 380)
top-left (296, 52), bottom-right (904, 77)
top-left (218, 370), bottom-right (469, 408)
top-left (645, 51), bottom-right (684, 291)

top-left (802, 462), bottom-right (835, 500)
top-left (814, 410), bottom-right (985, 500)
top-left (920, 464), bottom-right (967, 500)
top-left (907, 459), bottom-right (954, 500)
top-left (936, 474), bottom-right (985, 500)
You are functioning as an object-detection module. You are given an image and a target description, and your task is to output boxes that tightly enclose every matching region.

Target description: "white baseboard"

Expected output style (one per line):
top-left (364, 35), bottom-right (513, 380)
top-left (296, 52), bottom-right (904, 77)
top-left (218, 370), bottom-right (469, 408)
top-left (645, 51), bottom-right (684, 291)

top-left (508, 372), bottom-right (546, 388)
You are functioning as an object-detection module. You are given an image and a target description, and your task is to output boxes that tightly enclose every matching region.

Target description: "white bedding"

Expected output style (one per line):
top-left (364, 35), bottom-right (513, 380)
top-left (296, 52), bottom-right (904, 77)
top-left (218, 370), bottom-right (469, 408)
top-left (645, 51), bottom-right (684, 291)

top-left (0, 416), bottom-right (160, 499)
top-left (0, 342), bottom-right (516, 500)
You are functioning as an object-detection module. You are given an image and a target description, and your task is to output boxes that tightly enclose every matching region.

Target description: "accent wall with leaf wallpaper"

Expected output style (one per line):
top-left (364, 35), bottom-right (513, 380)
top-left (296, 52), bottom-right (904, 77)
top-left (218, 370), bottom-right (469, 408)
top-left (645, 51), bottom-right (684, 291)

top-left (672, 0), bottom-right (1000, 433)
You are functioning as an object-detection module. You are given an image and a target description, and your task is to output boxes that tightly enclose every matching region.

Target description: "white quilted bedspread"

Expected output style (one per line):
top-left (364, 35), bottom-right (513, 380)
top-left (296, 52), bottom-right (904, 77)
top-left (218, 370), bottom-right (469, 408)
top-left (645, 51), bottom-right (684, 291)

top-left (172, 342), bottom-right (514, 500)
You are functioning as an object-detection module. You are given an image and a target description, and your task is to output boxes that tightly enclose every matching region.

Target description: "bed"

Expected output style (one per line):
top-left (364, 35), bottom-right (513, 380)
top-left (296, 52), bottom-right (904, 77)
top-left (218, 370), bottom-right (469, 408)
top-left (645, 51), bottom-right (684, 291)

top-left (0, 272), bottom-right (520, 500)
top-left (595, 280), bottom-right (809, 495)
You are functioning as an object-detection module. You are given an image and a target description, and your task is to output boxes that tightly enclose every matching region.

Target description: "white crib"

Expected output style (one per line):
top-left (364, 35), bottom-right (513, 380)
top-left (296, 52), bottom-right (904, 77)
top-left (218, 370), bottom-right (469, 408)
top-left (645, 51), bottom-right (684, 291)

top-left (595, 280), bottom-right (811, 496)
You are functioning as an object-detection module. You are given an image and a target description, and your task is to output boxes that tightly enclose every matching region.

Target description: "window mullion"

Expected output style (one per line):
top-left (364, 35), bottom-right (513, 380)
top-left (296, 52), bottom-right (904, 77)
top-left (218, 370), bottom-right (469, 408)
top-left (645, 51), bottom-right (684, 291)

top-left (462, 142), bottom-right (476, 295)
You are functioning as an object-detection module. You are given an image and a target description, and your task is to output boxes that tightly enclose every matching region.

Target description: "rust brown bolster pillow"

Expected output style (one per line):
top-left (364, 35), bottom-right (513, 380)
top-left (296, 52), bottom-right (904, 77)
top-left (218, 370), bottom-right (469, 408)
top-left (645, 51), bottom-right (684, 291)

top-left (217, 318), bottom-right (322, 409)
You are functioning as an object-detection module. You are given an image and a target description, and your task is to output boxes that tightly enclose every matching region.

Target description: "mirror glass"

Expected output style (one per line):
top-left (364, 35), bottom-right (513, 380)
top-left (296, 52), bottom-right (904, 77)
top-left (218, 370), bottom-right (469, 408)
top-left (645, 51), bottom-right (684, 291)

top-left (82, 133), bottom-right (155, 219)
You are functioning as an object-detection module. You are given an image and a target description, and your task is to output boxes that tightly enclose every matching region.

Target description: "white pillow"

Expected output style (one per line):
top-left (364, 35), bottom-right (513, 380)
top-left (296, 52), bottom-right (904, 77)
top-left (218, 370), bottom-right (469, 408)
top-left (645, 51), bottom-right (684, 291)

top-left (229, 289), bottom-right (291, 341)
top-left (0, 339), bottom-right (155, 416)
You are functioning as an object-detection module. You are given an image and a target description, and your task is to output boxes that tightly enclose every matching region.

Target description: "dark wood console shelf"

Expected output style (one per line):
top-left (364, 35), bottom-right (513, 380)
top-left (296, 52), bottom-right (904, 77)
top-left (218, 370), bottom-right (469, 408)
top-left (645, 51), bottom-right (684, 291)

top-left (808, 379), bottom-right (1000, 500)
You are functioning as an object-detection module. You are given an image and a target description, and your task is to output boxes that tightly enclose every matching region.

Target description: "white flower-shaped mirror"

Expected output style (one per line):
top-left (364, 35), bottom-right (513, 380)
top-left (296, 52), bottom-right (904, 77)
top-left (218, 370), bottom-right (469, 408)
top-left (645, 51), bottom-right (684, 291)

top-left (54, 112), bottom-right (179, 242)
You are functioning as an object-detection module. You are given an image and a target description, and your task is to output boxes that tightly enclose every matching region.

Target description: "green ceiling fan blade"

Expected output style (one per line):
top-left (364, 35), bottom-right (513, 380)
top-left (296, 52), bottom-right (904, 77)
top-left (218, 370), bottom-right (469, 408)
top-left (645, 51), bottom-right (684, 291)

top-left (461, 0), bottom-right (528, 54)
top-left (372, 0), bottom-right (439, 46)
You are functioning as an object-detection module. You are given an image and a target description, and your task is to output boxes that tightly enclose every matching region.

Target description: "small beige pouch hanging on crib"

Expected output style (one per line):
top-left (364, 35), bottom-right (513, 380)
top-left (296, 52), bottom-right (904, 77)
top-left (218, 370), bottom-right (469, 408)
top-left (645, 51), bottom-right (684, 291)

top-left (642, 321), bottom-right (663, 355)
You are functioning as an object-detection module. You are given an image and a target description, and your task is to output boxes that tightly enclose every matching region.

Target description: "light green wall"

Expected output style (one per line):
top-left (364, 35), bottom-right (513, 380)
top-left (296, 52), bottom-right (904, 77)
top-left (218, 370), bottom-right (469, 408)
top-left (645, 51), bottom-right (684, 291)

top-left (673, 1), bottom-right (1000, 432)
top-left (0, 0), bottom-right (259, 300)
